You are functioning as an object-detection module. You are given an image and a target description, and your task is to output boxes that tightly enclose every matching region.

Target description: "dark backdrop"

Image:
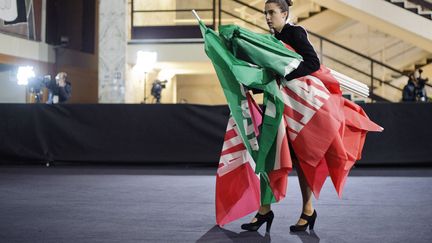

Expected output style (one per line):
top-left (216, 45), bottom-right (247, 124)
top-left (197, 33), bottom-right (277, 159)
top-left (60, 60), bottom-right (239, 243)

top-left (0, 103), bottom-right (431, 165)
top-left (46, 0), bottom-right (96, 53)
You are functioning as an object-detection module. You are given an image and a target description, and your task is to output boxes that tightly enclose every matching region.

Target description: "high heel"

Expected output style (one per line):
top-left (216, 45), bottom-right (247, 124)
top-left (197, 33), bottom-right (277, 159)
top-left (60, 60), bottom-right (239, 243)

top-left (289, 210), bottom-right (317, 232)
top-left (241, 211), bottom-right (274, 233)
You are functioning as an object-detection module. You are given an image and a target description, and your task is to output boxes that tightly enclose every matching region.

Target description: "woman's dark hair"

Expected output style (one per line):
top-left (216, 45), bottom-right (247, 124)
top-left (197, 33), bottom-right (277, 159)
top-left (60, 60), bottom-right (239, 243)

top-left (265, 0), bottom-right (293, 12)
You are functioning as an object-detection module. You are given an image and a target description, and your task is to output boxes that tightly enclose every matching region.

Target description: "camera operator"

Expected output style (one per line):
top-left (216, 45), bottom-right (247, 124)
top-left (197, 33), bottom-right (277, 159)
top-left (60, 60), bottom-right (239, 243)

top-left (402, 73), bottom-right (417, 102)
top-left (151, 80), bottom-right (167, 103)
top-left (416, 69), bottom-right (429, 102)
top-left (46, 72), bottom-right (72, 104)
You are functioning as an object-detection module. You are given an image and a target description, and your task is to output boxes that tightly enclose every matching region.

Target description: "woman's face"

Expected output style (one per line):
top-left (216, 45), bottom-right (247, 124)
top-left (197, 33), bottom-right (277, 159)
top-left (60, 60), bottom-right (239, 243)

top-left (264, 3), bottom-right (288, 33)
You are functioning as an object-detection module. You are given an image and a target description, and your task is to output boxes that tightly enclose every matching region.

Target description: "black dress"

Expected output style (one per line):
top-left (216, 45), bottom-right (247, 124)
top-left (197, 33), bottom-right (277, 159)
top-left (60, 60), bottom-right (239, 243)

top-left (274, 24), bottom-right (320, 80)
top-left (251, 24), bottom-right (320, 95)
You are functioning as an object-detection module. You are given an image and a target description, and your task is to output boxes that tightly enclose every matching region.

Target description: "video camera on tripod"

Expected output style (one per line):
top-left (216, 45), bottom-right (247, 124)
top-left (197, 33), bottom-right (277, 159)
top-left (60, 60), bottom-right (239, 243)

top-left (27, 75), bottom-right (54, 103)
top-left (151, 79), bottom-right (168, 103)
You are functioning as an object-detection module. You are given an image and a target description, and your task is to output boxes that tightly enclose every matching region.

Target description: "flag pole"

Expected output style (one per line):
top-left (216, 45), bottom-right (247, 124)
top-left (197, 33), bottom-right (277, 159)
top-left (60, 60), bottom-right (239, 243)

top-left (192, 10), bottom-right (201, 22)
top-left (330, 69), bottom-right (370, 98)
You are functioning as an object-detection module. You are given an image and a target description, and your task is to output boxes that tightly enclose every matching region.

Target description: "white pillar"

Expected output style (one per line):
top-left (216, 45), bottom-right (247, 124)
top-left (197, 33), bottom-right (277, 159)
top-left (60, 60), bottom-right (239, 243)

top-left (98, 0), bottom-right (127, 103)
top-left (41, 0), bottom-right (46, 43)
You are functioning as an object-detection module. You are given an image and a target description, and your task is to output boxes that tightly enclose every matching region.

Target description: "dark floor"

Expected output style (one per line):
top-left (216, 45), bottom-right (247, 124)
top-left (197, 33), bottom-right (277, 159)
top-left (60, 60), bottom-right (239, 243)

top-left (1, 165), bottom-right (432, 243)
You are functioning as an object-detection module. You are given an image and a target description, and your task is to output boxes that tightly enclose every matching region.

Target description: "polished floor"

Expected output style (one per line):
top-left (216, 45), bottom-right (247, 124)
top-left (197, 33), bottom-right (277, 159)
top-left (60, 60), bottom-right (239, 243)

top-left (0, 164), bottom-right (432, 243)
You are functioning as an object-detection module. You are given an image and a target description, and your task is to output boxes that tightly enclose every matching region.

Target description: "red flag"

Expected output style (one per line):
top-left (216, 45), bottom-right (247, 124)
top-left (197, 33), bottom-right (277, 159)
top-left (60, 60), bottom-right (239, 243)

top-left (267, 117), bottom-right (293, 202)
top-left (283, 65), bottom-right (383, 198)
top-left (215, 95), bottom-right (264, 226)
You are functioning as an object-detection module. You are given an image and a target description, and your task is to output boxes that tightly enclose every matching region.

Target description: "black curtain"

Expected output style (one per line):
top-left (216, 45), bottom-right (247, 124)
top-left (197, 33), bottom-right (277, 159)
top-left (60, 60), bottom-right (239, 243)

top-left (1, 103), bottom-right (431, 165)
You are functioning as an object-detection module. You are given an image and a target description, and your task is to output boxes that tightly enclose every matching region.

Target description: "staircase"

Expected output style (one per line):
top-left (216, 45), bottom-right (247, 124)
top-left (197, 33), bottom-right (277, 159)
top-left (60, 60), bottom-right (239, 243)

top-left (385, 0), bottom-right (432, 20)
top-left (218, 0), bottom-right (432, 102)
top-left (129, 0), bottom-right (432, 102)
top-left (291, 3), bottom-right (327, 24)
top-left (411, 56), bottom-right (432, 71)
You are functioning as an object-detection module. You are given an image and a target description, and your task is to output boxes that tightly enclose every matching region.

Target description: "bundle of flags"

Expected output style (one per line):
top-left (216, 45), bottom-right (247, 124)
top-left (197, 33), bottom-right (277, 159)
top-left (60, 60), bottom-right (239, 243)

top-left (197, 18), bottom-right (383, 226)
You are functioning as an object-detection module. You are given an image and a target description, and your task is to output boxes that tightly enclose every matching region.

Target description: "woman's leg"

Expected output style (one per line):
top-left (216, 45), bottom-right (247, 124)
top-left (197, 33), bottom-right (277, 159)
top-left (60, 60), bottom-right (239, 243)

top-left (293, 159), bottom-right (315, 225)
top-left (249, 205), bottom-right (271, 222)
top-left (259, 205), bottom-right (271, 214)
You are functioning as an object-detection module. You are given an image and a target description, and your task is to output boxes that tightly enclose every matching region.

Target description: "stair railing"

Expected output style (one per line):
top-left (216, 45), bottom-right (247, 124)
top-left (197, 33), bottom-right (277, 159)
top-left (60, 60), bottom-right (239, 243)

top-left (219, 0), bottom-right (432, 102)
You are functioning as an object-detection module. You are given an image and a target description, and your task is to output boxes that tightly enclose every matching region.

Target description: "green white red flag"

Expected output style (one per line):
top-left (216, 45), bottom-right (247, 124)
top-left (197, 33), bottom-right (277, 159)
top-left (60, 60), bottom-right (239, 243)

top-left (198, 21), bottom-right (382, 226)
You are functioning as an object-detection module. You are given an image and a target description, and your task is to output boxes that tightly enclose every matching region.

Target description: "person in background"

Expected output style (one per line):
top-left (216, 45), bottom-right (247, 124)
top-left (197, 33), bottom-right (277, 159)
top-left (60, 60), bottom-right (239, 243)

top-left (46, 72), bottom-right (72, 104)
top-left (402, 73), bottom-right (417, 102)
top-left (151, 80), bottom-right (163, 103)
top-left (415, 69), bottom-right (429, 102)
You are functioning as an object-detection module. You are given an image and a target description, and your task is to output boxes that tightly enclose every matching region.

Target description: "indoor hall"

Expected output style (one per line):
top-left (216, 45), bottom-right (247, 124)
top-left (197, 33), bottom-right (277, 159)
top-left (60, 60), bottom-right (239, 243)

top-left (1, 0), bottom-right (432, 242)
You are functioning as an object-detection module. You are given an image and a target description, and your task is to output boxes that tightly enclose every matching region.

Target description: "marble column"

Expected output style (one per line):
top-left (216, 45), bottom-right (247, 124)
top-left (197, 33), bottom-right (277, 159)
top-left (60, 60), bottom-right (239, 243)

top-left (98, 0), bottom-right (127, 103)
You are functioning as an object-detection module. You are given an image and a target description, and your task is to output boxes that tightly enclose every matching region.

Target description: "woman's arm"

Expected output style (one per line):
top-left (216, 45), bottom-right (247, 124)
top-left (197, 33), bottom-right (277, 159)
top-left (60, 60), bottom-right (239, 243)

top-left (280, 26), bottom-right (320, 80)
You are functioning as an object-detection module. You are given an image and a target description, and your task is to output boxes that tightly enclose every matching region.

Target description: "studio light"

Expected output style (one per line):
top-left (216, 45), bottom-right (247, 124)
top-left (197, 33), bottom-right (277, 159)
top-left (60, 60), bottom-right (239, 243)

top-left (133, 51), bottom-right (158, 103)
top-left (16, 66), bottom-right (35, 86)
top-left (134, 51), bottom-right (157, 73)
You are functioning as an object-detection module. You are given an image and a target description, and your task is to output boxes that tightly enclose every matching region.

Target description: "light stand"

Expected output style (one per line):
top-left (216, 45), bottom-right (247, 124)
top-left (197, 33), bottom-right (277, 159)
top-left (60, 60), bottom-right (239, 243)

top-left (143, 72), bottom-right (147, 103)
top-left (134, 51), bottom-right (157, 104)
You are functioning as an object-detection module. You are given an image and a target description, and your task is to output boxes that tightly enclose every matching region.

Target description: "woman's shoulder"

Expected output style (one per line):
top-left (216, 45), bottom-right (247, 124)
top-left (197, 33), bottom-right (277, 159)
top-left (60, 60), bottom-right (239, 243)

top-left (276, 24), bottom-right (307, 42)
top-left (282, 24), bottom-right (311, 45)
top-left (281, 24), bottom-right (307, 35)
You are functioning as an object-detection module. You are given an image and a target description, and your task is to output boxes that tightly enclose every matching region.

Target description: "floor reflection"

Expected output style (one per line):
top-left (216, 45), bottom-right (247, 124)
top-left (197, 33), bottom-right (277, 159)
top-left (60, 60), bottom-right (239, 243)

top-left (197, 225), bottom-right (321, 243)
top-left (197, 225), bottom-right (271, 243)
top-left (289, 230), bottom-right (320, 243)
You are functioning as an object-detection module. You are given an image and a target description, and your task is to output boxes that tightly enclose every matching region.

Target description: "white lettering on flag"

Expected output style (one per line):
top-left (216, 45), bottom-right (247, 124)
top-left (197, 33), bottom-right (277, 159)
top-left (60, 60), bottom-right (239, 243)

top-left (274, 118), bottom-right (288, 170)
top-left (287, 78), bottom-right (329, 110)
top-left (240, 85), bottom-right (259, 151)
top-left (0, 0), bottom-right (17, 22)
top-left (217, 118), bottom-right (257, 177)
top-left (241, 100), bottom-right (251, 118)
top-left (285, 115), bottom-right (303, 133)
top-left (284, 59), bottom-right (301, 77)
top-left (265, 100), bottom-right (276, 118)
top-left (281, 90), bottom-right (315, 124)
top-left (281, 76), bottom-right (330, 140)
top-left (248, 137), bottom-right (259, 151)
top-left (218, 150), bottom-right (250, 176)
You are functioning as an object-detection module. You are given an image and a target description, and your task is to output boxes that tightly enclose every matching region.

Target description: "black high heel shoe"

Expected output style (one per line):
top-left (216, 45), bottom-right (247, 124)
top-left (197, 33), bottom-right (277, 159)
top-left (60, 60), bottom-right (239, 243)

top-left (241, 211), bottom-right (274, 233)
top-left (289, 210), bottom-right (317, 232)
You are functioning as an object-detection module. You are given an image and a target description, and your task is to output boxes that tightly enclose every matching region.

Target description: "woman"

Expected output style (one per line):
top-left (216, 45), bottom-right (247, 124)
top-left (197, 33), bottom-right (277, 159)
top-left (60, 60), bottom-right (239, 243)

top-left (241, 0), bottom-right (320, 233)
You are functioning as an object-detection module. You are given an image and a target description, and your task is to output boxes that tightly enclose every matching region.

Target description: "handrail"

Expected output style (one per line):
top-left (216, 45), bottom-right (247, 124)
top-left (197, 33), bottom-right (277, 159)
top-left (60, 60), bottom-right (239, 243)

top-left (219, 0), bottom-right (432, 94)
top-left (131, 0), bottom-right (216, 28)
top-left (310, 30), bottom-right (432, 89)
top-left (130, 0), bottom-right (431, 101)
top-left (409, 0), bottom-right (432, 10)
top-left (133, 9), bottom-right (214, 13)
top-left (220, 10), bottom-right (268, 32)
top-left (322, 55), bottom-right (402, 91)
top-left (219, 1), bottom-right (407, 76)
top-left (230, 0), bottom-right (263, 13)
top-left (307, 31), bottom-right (407, 77)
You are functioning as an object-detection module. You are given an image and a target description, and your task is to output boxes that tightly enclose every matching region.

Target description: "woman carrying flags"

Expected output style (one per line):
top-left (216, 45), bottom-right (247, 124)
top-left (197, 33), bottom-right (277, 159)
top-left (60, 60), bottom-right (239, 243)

top-left (195, 0), bottom-right (382, 234)
top-left (240, 0), bottom-right (321, 232)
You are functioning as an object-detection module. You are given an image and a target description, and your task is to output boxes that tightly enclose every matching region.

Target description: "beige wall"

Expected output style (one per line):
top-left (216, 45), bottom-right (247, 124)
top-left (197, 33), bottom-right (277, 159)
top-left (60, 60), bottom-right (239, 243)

top-left (176, 74), bottom-right (226, 105)
top-left (176, 73), bottom-right (264, 105)
top-left (133, 0), bottom-right (176, 26)
top-left (161, 75), bottom-right (176, 103)
top-left (0, 70), bottom-right (27, 103)
top-left (126, 65), bottom-right (177, 104)
top-left (422, 64), bottom-right (432, 80)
